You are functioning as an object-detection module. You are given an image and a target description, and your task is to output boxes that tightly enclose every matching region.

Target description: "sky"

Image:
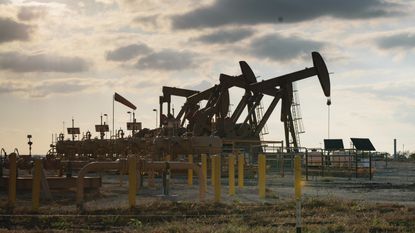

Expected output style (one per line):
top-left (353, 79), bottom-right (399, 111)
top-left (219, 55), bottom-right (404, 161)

top-left (0, 0), bottom-right (414, 155)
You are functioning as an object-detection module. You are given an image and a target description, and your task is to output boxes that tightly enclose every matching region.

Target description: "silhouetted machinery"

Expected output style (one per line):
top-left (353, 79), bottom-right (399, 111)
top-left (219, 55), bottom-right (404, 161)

top-left (53, 52), bottom-right (331, 161)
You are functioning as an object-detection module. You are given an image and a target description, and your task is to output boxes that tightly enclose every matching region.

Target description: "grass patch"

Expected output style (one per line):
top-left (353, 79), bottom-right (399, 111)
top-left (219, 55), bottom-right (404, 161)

top-left (0, 198), bottom-right (414, 232)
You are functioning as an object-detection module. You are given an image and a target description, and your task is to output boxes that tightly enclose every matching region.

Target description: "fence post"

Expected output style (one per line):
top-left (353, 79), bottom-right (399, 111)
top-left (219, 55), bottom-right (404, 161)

top-left (258, 154), bottom-right (266, 198)
top-left (188, 154), bottom-right (193, 186)
top-left (8, 153), bottom-right (17, 208)
top-left (201, 154), bottom-right (207, 189)
top-left (162, 162), bottom-right (171, 196)
top-left (228, 154), bottom-right (235, 196)
top-left (128, 156), bottom-right (137, 208)
top-left (294, 155), bottom-right (302, 233)
top-left (32, 159), bottom-right (42, 211)
top-left (148, 170), bottom-right (155, 188)
top-left (369, 152), bottom-right (372, 180)
top-left (213, 156), bottom-right (221, 202)
top-left (305, 149), bottom-right (309, 181)
top-left (238, 154), bottom-right (244, 188)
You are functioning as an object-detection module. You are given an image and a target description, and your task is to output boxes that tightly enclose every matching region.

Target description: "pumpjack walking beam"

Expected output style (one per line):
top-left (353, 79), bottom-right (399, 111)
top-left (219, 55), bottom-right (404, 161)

top-left (159, 86), bottom-right (199, 127)
top-left (250, 52), bottom-right (331, 146)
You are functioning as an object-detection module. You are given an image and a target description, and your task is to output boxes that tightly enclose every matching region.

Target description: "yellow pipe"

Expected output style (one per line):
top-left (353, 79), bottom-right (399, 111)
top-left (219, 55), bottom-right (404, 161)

top-left (197, 165), bottom-right (206, 201)
top-left (238, 154), bottom-right (244, 188)
top-left (201, 154), bottom-right (207, 189)
top-left (32, 159), bottom-right (42, 211)
top-left (187, 154), bottom-right (193, 186)
top-left (228, 154), bottom-right (235, 196)
top-left (294, 155), bottom-right (302, 200)
top-left (258, 154), bottom-right (266, 198)
top-left (213, 156), bottom-right (221, 202)
top-left (77, 161), bottom-right (124, 208)
top-left (8, 153), bottom-right (17, 208)
top-left (211, 155), bottom-right (215, 186)
top-left (128, 156), bottom-right (137, 208)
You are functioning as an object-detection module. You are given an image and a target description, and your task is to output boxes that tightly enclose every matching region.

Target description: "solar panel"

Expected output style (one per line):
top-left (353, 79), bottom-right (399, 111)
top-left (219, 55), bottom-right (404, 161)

top-left (350, 138), bottom-right (376, 151)
top-left (324, 139), bottom-right (344, 151)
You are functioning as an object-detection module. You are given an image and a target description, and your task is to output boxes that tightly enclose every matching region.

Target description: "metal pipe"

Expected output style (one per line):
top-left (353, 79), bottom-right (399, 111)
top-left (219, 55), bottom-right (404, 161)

top-left (76, 161), bottom-right (125, 208)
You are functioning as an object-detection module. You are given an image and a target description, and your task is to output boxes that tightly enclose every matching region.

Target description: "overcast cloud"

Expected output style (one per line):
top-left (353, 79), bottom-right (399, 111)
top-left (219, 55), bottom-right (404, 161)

top-left (135, 50), bottom-right (200, 70)
top-left (0, 17), bottom-right (32, 43)
top-left (133, 14), bottom-right (159, 27)
top-left (248, 34), bottom-right (324, 61)
top-left (377, 32), bottom-right (415, 49)
top-left (341, 81), bottom-right (415, 101)
top-left (17, 6), bottom-right (47, 21)
top-left (172, 0), bottom-right (405, 29)
top-left (1, 0), bottom-right (415, 154)
top-left (106, 43), bottom-right (153, 61)
top-left (192, 28), bottom-right (255, 44)
top-left (0, 52), bottom-right (89, 73)
top-left (0, 78), bottom-right (100, 98)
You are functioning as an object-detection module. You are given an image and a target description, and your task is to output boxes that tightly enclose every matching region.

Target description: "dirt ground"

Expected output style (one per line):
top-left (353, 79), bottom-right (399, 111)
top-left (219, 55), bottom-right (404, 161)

top-left (0, 160), bottom-right (414, 232)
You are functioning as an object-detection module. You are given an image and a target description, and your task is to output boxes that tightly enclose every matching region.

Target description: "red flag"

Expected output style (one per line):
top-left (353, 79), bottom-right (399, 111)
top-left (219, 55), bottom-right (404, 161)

top-left (114, 92), bottom-right (136, 110)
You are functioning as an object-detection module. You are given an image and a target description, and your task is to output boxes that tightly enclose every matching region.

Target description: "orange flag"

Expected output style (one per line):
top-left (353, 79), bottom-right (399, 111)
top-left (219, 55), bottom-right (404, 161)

top-left (114, 92), bottom-right (136, 110)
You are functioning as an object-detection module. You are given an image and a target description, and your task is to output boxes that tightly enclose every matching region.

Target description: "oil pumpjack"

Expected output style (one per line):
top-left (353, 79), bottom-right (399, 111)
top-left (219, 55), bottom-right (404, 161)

top-left (52, 52), bottom-right (331, 161)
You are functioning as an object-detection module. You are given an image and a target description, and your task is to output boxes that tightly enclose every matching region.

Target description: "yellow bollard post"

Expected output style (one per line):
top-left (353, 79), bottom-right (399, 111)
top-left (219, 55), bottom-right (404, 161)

top-left (32, 159), bottom-right (42, 211)
top-left (213, 156), bottom-right (221, 202)
top-left (294, 155), bottom-right (302, 233)
top-left (201, 154), bottom-right (207, 189)
top-left (188, 154), bottom-right (193, 186)
top-left (238, 154), bottom-right (244, 188)
top-left (228, 154), bottom-right (235, 196)
top-left (294, 155), bottom-right (302, 199)
top-left (128, 156), bottom-right (137, 208)
top-left (211, 155), bottom-right (215, 186)
top-left (258, 154), bottom-right (266, 198)
top-left (198, 166), bottom-right (206, 201)
top-left (8, 153), bottom-right (17, 208)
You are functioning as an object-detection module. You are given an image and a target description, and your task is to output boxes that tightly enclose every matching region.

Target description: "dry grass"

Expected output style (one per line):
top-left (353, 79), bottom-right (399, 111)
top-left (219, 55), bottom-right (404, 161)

top-left (0, 197), bottom-right (414, 232)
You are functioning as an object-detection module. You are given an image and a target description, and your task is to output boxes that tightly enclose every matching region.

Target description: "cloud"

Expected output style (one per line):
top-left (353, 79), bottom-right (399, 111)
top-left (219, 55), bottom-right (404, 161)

top-left (172, 0), bottom-right (405, 29)
top-left (18, 6), bottom-right (47, 21)
top-left (106, 43), bottom-right (153, 61)
top-left (133, 14), bottom-right (159, 28)
top-left (0, 17), bottom-right (32, 43)
top-left (184, 80), bottom-right (213, 91)
top-left (377, 32), bottom-right (415, 49)
top-left (248, 34), bottom-right (324, 61)
top-left (30, 0), bottom-right (116, 14)
top-left (0, 78), bottom-right (95, 98)
top-left (340, 80), bottom-right (415, 125)
top-left (192, 28), bottom-right (254, 44)
top-left (340, 80), bottom-right (415, 102)
top-left (0, 82), bottom-right (27, 94)
top-left (135, 49), bottom-right (200, 70)
top-left (0, 52), bottom-right (89, 73)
